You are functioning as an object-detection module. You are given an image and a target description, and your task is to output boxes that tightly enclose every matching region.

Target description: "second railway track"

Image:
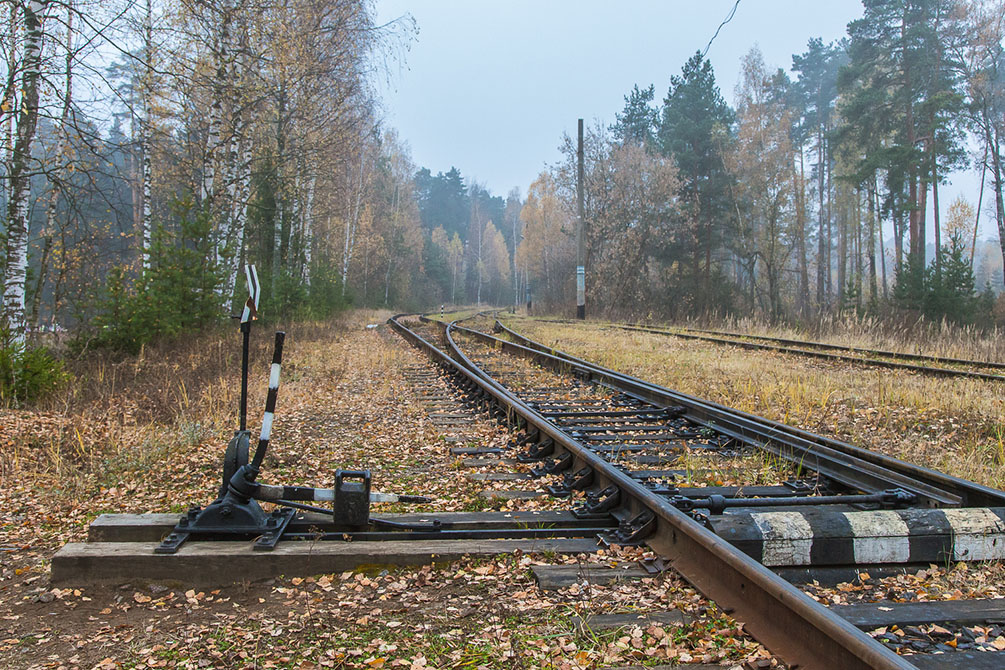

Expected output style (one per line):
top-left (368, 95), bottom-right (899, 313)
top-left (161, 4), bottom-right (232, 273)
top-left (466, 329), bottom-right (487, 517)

top-left (391, 312), bottom-right (1005, 670)
top-left (532, 317), bottom-right (1005, 383)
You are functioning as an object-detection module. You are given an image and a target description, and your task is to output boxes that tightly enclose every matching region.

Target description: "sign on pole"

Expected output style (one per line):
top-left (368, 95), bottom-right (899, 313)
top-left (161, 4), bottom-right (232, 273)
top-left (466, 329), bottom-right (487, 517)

top-left (242, 265), bottom-right (260, 324)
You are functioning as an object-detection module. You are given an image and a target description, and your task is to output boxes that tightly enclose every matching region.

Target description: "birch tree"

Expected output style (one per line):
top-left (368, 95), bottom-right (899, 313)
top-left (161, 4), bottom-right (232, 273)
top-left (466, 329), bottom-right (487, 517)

top-left (3, 0), bottom-right (46, 349)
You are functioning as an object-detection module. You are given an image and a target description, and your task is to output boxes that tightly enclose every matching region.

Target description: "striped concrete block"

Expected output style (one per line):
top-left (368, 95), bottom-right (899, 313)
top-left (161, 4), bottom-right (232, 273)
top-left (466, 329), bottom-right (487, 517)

top-left (712, 507), bottom-right (1005, 567)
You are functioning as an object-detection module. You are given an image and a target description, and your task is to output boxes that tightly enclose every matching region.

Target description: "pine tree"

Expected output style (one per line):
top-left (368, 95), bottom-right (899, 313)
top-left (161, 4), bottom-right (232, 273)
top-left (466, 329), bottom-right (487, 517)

top-left (613, 84), bottom-right (658, 148)
top-left (657, 51), bottom-right (734, 309)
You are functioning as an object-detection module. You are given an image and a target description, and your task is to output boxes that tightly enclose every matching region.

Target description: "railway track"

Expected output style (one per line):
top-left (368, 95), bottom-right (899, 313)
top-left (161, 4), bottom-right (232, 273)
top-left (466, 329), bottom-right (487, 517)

top-left (391, 312), bottom-right (1005, 670)
top-left (52, 312), bottom-right (1005, 669)
top-left (535, 317), bottom-right (1005, 383)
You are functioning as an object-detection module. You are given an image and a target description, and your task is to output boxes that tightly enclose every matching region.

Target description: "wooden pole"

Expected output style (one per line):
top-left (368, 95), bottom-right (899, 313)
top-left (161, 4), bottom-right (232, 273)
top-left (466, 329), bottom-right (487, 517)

top-left (576, 119), bottom-right (586, 319)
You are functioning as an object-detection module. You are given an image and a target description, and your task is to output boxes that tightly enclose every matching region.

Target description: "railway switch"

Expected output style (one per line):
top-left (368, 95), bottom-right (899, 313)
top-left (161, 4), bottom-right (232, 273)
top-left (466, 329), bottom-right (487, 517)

top-left (155, 268), bottom-right (433, 554)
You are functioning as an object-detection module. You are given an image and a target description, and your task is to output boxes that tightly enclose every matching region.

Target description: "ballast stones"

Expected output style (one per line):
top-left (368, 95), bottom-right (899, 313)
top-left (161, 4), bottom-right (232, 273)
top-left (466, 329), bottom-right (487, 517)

top-left (714, 506), bottom-right (1005, 567)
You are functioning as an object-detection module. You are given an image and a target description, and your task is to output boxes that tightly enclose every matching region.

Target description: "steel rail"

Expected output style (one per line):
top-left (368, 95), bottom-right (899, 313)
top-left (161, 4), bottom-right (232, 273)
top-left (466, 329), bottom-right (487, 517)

top-left (685, 326), bottom-right (1005, 371)
top-left (389, 313), bottom-right (916, 670)
top-left (491, 319), bottom-right (1005, 509)
top-left (464, 321), bottom-right (957, 506)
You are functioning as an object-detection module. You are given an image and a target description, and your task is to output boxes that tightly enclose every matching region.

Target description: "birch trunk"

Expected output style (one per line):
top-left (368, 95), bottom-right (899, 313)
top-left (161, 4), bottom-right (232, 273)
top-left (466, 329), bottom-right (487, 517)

top-left (224, 131), bottom-right (252, 304)
top-left (202, 2), bottom-right (232, 208)
top-left (140, 0), bottom-right (153, 270)
top-left (290, 174), bottom-right (300, 278)
top-left (2, 3), bottom-right (16, 187)
top-left (3, 0), bottom-right (46, 349)
top-left (341, 150), bottom-right (365, 296)
top-left (303, 175), bottom-right (315, 286)
top-left (216, 129), bottom-right (239, 308)
top-left (272, 83), bottom-right (286, 296)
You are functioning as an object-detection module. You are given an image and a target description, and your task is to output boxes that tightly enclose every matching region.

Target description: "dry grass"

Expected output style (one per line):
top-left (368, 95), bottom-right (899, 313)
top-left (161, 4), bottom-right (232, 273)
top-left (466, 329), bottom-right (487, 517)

top-left (678, 312), bottom-right (1005, 363)
top-left (504, 315), bottom-right (1005, 490)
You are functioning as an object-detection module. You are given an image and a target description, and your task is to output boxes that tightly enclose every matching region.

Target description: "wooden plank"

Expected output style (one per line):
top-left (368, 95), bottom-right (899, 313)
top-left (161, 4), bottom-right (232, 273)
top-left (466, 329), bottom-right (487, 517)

top-left (629, 469), bottom-right (687, 479)
top-left (602, 665), bottom-right (724, 670)
top-left (52, 537), bottom-right (601, 586)
top-left (449, 446), bottom-right (502, 454)
top-left (443, 436), bottom-right (473, 443)
top-left (830, 598), bottom-right (1005, 628)
top-left (908, 651), bottom-right (1005, 670)
top-left (572, 611), bottom-right (691, 633)
top-left (465, 472), bottom-right (533, 482)
top-left (89, 510), bottom-right (590, 542)
top-left (532, 563), bottom-right (650, 590)
top-left (773, 564), bottom-right (930, 587)
top-left (479, 489), bottom-right (544, 500)
top-left (461, 458), bottom-right (517, 467)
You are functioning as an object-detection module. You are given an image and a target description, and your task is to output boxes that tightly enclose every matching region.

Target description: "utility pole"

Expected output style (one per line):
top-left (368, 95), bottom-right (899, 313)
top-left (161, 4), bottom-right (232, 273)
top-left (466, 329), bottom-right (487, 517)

top-left (576, 118), bottom-right (586, 320)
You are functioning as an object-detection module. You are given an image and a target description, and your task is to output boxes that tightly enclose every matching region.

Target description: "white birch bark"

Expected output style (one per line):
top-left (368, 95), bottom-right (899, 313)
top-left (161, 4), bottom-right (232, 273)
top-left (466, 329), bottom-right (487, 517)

top-left (303, 175), bottom-right (315, 286)
top-left (290, 173), bottom-right (300, 277)
top-left (219, 25), bottom-right (251, 309)
top-left (224, 132), bottom-right (252, 307)
top-left (140, 0), bottom-right (153, 271)
top-left (2, 4), bottom-right (17, 195)
top-left (215, 127), bottom-right (239, 307)
top-left (273, 194), bottom-right (283, 285)
top-left (3, 0), bottom-right (46, 349)
top-left (201, 1), bottom-right (232, 209)
top-left (341, 150), bottom-right (365, 296)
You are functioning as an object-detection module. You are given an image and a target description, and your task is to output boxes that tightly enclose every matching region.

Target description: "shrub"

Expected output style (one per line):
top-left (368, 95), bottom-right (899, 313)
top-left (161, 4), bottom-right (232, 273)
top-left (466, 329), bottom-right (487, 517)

top-left (893, 231), bottom-right (991, 326)
top-left (87, 200), bottom-right (225, 354)
top-left (0, 341), bottom-right (69, 405)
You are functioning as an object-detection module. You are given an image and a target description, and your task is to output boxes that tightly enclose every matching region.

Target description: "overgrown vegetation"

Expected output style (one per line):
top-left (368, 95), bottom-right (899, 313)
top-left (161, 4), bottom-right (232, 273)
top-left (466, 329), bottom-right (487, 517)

top-left (892, 232), bottom-right (998, 326)
top-left (0, 340), bottom-right (68, 405)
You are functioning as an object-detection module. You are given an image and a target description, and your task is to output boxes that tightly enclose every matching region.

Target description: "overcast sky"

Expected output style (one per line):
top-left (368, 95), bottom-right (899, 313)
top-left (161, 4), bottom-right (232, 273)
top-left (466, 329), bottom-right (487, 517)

top-left (373, 0), bottom-right (992, 238)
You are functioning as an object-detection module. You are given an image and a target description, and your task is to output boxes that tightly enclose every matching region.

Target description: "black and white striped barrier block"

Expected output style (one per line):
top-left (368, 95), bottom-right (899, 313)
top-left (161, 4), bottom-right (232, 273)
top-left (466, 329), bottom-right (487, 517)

top-left (714, 507), bottom-right (1005, 567)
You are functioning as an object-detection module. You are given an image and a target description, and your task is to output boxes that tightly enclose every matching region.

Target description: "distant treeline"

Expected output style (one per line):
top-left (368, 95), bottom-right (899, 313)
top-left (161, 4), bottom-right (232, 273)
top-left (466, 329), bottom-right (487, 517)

top-left (496, 0), bottom-right (1005, 326)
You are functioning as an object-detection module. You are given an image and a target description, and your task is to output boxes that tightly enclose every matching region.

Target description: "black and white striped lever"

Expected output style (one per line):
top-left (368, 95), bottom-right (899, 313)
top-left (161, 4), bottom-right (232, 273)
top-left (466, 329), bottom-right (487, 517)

top-left (248, 331), bottom-right (284, 476)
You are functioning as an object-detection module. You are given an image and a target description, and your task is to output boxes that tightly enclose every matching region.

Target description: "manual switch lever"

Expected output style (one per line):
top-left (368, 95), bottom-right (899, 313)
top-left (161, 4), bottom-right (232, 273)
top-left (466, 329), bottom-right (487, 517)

top-left (334, 470), bottom-right (371, 527)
